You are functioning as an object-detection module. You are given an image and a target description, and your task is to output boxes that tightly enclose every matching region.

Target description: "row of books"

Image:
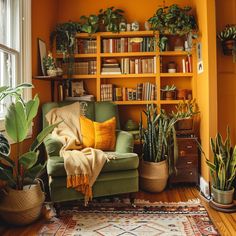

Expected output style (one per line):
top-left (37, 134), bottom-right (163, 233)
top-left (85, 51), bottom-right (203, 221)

top-left (121, 57), bottom-right (156, 74)
top-left (182, 55), bottom-right (192, 73)
top-left (61, 61), bottom-right (97, 75)
top-left (101, 62), bottom-right (121, 75)
top-left (76, 39), bottom-right (97, 54)
top-left (102, 37), bottom-right (156, 53)
top-left (101, 82), bottom-right (156, 101)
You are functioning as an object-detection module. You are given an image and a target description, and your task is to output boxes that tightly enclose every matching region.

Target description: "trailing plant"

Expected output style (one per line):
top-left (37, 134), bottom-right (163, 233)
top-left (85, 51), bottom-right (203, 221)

top-left (80, 14), bottom-right (99, 34)
top-left (98, 6), bottom-right (125, 33)
top-left (148, 4), bottom-right (197, 35)
top-left (159, 36), bottom-right (168, 51)
top-left (0, 84), bottom-right (59, 190)
top-left (198, 127), bottom-right (236, 191)
top-left (139, 102), bottom-right (196, 175)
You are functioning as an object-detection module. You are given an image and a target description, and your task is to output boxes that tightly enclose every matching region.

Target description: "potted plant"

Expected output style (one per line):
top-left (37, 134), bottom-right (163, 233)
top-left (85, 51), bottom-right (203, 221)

top-left (161, 84), bottom-right (176, 100)
top-left (43, 52), bottom-right (57, 76)
top-left (199, 127), bottom-right (236, 205)
top-left (98, 6), bottom-right (125, 33)
top-left (139, 103), bottom-right (196, 192)
top-left (0, 84), bottom-right (59, 225)
top-left (217, 24), bottom-right (236, 61)
top-left (80, 14), bottom-right (99, 35)
top-left (50, 21), bottom-right (81, 76)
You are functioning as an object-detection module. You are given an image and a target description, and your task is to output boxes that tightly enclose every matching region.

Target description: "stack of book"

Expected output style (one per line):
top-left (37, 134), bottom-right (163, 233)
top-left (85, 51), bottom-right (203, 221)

top-left (101, 62), bottom-right (121, 75)
top-left (101, 84), bottom-right (113, 101)
top-left (77, 39), bottom-right (97, 54)
top-left (102, 37), bottom-right (156, 53)
top-left (121, 57), bottom-right (156, 74)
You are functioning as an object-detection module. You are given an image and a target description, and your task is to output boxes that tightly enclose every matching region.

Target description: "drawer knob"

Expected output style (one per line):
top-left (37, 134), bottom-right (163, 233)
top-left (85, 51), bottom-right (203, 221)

top-left (189, 172), bottom-right (193, 175)
top-left (186, 145), bottom-right (193, 149)
top-left (187, 161), bottom-right (192, 164)
top-left (180, 151), bottom-right (186, 156)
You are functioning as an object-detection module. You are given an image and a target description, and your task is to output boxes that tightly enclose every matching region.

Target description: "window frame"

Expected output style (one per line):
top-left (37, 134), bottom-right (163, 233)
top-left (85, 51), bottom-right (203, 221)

top-left (0, 0), bottom-right (32, 132)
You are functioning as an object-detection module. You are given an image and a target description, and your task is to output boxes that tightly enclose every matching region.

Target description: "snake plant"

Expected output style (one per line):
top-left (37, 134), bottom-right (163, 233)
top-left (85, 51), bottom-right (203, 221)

top-left (140, 102), bottom-right (196, 175)
top-left (199, 127), bottom-right (236, 191)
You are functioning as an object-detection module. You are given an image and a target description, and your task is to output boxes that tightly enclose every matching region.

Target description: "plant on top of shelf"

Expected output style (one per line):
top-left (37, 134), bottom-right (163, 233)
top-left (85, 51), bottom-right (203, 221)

top-left (98, 6), bottom-right (125, 33)
top-left (161, 84), bottom-right (176, 100)
top-left (148, 4), bottom-right (197, 35)
top-left (139, 102), bottom-right (196, 192)
top-left (80, 14), bottom-right (99, 35)
top-left (217, 24), bottom-right (236, 62)
top-left (43, 52), bottom-right (57, 76)
top-left (161, 84), bottom-right (176, 92)
top-left (198, 127), bottom-right (236, 205)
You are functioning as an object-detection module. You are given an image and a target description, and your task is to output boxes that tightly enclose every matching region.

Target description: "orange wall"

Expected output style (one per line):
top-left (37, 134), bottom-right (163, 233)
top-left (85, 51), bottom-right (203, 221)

top-left (192, 0), bottom-right (217, 181)
top-left (216, 0), bottom-right (236, 144)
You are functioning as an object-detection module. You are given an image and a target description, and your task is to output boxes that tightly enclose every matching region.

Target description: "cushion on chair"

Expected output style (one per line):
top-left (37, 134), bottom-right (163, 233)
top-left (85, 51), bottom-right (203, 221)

top-left (47, 153), bottom-right (139, 177)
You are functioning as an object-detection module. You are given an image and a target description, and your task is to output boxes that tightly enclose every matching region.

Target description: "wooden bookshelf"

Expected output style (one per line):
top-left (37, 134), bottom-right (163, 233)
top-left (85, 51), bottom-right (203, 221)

top-left (49, 31), bottom-right (196, 115)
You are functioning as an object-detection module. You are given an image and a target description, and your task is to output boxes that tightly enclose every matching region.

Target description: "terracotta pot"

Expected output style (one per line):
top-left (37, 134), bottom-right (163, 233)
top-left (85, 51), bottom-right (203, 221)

top-left (0, 183), bottom-right (45, 225)
top-left (165, 91), bottom-right (176, 100)
top-left (222, 40), bottom-right (236, 55)
top-left (176, 118), bottom-right (193, 130)
top-left (211, 186), bottom-right (234, 205)
top-left (139, 160), bottom-right (168, 192)
top-left (177, 89), bottom-right (188, 100)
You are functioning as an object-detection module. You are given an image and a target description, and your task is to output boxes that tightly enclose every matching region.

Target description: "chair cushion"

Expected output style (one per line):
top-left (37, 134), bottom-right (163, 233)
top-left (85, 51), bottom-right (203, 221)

top-left (47, 152), bottom-right (139, 177)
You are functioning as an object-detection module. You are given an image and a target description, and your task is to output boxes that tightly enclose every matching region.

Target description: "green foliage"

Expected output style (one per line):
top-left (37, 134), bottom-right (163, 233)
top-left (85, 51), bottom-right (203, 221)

top-left (0, 84), bottom-right (59, 190)
top-left (148, 4), bottom-right (197, 35)
top-left (161, 84), bottom-right (176, 92)
top-left (199, 127), bottom-right (236, 191)
top-left (98, 6), bottom-right (125, 33)
top-left (218, 25), bottom-right (236, 41)
top-left (43, 53), bottom-right (56, 70)
top-left (140, 102), bottom-right (196, 175)
top-left (80, 15), bottom-right (99, 34)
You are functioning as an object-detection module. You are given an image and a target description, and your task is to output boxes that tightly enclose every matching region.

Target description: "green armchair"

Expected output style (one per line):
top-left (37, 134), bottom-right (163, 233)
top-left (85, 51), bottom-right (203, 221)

top-left (42, 101), bottom-right (139, 203)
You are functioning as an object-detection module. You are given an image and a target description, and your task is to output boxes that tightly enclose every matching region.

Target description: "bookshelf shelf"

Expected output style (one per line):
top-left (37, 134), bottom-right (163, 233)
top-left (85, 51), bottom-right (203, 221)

top-left (160, 100), bottom-right (184, 105)
top-left (160, 73), bottom-right (193, 77)
top-left (62, 75), bottom-right (97, 79)
top-left (159, 51), bottom-right (190, 56)
top-left (114, 100), bottom-right (155, 105)
top-left (100, 73), bottom-right (156, 78)
top-left (101, 52), bottom-right (157, 58)
top-left (56, 53), bottom-right (97, 59)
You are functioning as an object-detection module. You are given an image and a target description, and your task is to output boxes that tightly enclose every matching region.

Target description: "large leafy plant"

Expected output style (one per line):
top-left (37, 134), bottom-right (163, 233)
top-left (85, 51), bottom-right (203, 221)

top-left (140, 102), bottom-right (197, 175)
top-left (0, 84), bottom-right (59, 190)
top-left (80, 14), bottom-right (99, 34)
top-left (199, 127), bottom-right (236, 191)
top-left (148, 4), bottom-right (197, 35)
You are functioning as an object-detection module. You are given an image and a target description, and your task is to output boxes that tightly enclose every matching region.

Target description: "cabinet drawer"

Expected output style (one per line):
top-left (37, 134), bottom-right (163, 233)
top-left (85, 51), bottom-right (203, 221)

top-left (176, 156), bottom-right (198, 168)
top-left (172, 169), bottom-right (198, 183)
top-left (177, 138), bottom-right (198, 156)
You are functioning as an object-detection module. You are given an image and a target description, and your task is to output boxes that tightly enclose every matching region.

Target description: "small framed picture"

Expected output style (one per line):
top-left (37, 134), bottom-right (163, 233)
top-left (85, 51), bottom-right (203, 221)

top-left (38, 38), bottom-right (47, 76)
top-left (71, 81), bottom-right (85, 97)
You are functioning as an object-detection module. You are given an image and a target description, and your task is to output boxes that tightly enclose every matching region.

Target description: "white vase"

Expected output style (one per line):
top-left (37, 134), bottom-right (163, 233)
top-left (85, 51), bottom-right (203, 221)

top-left (47, 69), bottom-right (57, 77)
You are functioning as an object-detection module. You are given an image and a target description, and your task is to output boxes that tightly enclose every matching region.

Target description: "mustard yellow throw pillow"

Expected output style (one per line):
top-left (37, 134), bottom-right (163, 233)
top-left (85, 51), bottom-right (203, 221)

top-left (80, 116), bottom-right (116, 151)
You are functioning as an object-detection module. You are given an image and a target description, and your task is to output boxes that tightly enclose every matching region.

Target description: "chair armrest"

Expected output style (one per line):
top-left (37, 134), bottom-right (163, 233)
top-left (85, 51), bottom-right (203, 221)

top-left (44, 134), bottom-right (63, 158)
top-left (115, 130), bottom-right (134, 153)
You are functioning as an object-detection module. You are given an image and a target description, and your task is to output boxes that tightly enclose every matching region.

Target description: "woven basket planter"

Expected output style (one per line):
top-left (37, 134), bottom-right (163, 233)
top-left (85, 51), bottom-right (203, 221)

top-left (0, 183), bottom-right (45, 225)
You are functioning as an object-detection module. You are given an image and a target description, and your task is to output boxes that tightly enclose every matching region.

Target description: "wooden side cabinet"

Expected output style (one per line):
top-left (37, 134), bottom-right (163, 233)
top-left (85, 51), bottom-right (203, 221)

top-left (170, 137), bottom-right (199, 184)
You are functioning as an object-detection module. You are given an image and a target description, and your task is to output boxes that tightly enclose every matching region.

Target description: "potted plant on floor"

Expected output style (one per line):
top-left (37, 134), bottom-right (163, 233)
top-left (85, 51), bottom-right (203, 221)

top-left (0, 84), bottom-right (59, 225)
top-left (139, 103), bottom-right (196, 192)
top-left (98, 6), bottom-right (125, 33)
top-left (199, 127), bottom-right (236, 205)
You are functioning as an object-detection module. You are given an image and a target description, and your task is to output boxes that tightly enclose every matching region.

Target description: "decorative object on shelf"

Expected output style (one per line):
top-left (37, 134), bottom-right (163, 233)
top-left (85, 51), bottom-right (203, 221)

top-left (126, 23), bottom-right (131, 31)
top-left (217, 24), bottom-right (236, 62)
top-left (161, 84), bottom-right (176, 100)
top-left (38, 38), bottom-right (47, 76)
top-left (131, 21), bottom-right (140, 31)
top-left (80, 14), bottom-right (99, 35)
top-left (198, 127), bottom-right (236, 207)
top-left (43, 52), bottom-right (57, 76)
top-left (167, 61), bottom-right (177, 73)
top-left (98, 6), bottom-right (125, 33)
top-left (144, 21), bottom-right (150, 31)
top-left (56, 67), bottom-right (63, 76)
top-left (119, 20), bottom-right (127, 32)
top-left (139, 103), bottom-right (196, 192)
top-left (176, 89), bottom-right (188, 100)
top-left (0, 84), bottom-right (60, 225)
top-left (124, 119), bottom-right (139, 131)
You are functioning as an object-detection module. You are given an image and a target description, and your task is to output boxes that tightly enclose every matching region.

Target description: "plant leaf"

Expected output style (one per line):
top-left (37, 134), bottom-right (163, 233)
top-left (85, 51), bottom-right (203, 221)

top-left (19, 151), bottom-right (39, 170)
top-left (25, 95), bottom-right (40, 127)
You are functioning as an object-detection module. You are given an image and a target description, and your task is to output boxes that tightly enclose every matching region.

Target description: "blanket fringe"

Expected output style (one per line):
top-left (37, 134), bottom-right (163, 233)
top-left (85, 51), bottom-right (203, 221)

top-left (67, 175), bottom-right (92, 204)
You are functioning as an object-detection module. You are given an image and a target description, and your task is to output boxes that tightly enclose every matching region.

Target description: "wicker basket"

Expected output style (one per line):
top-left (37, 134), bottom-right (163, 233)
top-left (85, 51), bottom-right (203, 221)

top-left (0, 183), bottom-right (45, 225)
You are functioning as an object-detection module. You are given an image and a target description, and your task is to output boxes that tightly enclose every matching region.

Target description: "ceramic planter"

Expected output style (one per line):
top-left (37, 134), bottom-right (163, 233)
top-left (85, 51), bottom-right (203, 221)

top-left (165, 91), bottom-right (176, 100)
top-left (0, 183), bottom-right (45, 225)
top-left (211, 185), bottom-right (234, 205)
top-left (47, 69), bottom-right (57, 77)
top-left (139, 160), bottom-right (168, 192)
top-left (222, 40), bottom-right (236, 55)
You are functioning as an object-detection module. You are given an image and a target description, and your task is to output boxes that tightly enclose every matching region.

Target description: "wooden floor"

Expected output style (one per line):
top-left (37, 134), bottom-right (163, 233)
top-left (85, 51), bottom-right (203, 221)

top-left (0, 186), bottom-right (235, 236)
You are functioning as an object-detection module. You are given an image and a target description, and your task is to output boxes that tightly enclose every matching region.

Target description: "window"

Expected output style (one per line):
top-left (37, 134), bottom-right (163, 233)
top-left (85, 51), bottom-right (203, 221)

top-left (0, 0), bottom-right (31, 128)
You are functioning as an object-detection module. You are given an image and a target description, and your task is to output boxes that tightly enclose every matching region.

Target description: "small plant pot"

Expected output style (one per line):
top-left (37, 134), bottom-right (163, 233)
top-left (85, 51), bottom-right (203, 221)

top-left (165, 91), bottom-right (176, 100)
top-left (211, 185), bottom-right (235, 205)
top-left (222, 40), bottom-right (236, 55)
top-left (176, 118), bottom-right (193, 131)
top-left (176, 89), bottom-right (188, 100)
top-left (47, 69), bottom-right (57, 77)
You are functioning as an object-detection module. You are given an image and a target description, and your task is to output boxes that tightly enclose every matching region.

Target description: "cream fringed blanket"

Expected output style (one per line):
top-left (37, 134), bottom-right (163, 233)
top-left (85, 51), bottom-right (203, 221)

top-left (46, 102), bottom-right (109, 202)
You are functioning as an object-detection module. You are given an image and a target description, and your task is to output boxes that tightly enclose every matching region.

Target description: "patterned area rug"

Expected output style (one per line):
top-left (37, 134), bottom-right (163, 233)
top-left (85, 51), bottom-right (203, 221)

top-left (39, 199), bottom-right (219, 236)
